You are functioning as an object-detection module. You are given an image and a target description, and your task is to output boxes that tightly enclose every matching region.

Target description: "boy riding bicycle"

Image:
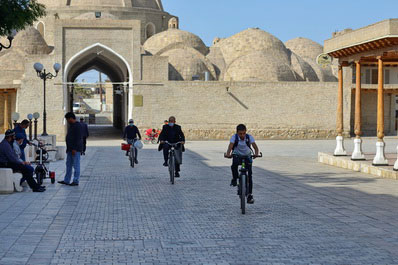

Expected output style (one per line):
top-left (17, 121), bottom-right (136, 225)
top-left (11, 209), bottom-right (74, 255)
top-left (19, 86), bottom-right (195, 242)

top-left (225, 124), bottom-right (260, 204)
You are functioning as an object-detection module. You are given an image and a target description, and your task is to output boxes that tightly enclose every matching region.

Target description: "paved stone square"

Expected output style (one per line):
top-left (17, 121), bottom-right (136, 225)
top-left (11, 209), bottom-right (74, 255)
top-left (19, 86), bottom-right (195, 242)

top-left (0, 134), bottom-right (398, 264)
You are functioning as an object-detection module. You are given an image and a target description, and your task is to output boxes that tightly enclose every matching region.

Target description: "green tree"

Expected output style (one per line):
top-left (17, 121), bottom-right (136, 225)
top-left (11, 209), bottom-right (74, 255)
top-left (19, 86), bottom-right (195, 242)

top-left (0, 0), bottom-right (46, 36)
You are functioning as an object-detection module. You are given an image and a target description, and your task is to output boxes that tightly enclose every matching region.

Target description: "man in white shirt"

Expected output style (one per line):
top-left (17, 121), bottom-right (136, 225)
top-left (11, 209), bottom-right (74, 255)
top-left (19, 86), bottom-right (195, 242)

top-left (225, 124), bottom-right (260, 204)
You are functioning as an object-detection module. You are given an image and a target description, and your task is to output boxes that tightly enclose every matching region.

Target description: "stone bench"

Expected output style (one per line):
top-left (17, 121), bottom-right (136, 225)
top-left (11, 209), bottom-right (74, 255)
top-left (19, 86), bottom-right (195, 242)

top-left (0, 168), bottom-right (23, 194)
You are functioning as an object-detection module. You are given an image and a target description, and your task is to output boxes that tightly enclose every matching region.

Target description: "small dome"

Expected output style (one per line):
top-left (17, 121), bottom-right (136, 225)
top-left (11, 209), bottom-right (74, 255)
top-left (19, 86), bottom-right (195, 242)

top-left (285, 37), bottom-right (323, 61)
top-left (163, 48), bottom-right (216, 81)
top-left (215, 28), bottom-right (290, 66)
top-left (13, 27), bottom-right (51, 54)
top-left (143, 29), bottom-right (209, 56)
top-left (224, 50), bottom-right (296, 82)
top-left (290, 52), bottom-right (319, 81)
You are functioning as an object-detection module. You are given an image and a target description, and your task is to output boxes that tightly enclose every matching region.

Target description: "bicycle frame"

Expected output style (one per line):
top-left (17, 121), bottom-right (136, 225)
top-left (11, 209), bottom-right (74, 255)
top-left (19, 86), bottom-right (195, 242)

top-left (165, 141), bottom-right (183, 184)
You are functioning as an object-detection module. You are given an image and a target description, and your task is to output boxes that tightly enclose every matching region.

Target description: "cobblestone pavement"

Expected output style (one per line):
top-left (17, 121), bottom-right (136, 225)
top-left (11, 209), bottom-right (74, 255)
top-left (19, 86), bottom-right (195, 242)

top-left (0, 133), bottom-right (398, 264)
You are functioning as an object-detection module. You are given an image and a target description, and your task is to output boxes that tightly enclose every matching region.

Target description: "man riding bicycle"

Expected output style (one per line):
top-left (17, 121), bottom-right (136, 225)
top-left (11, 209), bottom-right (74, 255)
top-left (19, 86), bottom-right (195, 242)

top-left (159, 116), bottom-right (185, 178)
top-left (123, 119), bottom-right (142, 164)
top-left (225, 124), bottom-right (260, 204)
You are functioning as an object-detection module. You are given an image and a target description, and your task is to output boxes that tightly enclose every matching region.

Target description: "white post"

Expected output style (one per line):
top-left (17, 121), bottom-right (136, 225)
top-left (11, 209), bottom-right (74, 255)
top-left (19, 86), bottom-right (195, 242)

top-left (393, 145), bottom-right (398, 171)
top-left (351, 138), bottom-right (365, 160)
top-left (128, 85), bottom-right (133, 120)
top-left (334, 135), bottom-right (347, 156)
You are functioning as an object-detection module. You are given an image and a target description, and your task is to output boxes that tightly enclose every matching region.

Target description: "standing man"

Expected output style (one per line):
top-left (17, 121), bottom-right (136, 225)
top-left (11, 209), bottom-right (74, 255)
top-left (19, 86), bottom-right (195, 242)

top-left (80, 117), bottom-right (89, 155)
top-left (0, 130), bottom-right (44, 192)
top-left (58, 112), bottom-right (83, 186)
top-left (14, 119), bottom-right (30, 161)
top-left (159, 116), bottom-right (185, 178)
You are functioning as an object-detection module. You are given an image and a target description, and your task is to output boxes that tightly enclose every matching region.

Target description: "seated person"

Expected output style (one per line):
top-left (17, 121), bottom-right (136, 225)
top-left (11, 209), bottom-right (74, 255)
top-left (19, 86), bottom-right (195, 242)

top-left (0, 130), bottom-right (45, 192)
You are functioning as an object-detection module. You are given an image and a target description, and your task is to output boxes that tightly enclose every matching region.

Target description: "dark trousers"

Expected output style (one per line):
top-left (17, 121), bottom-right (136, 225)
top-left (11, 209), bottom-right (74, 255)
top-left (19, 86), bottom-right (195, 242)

top-left (0, 163), bottom-right (39, 190)
top-left (163, 144), bottom-right (182, 172)
top-left (231, 156), bottom-right (253, 194)
top-left (82, 137), bottom-right (87, 153)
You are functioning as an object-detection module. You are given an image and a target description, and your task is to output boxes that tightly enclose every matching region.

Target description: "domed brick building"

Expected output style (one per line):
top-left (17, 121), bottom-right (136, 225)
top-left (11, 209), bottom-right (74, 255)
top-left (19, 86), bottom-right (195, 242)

top-left (0, 0), bottom-right (341, 140)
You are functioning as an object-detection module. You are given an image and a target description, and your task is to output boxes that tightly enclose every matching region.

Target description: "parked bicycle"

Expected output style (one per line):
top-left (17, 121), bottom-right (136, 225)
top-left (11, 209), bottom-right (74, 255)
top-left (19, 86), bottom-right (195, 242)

top-left (165, 141), bottom-right (183, 185)
top-left (224, 152), bottom-right (262, 214)
top-left (31, 141), bottom-right (56, 185)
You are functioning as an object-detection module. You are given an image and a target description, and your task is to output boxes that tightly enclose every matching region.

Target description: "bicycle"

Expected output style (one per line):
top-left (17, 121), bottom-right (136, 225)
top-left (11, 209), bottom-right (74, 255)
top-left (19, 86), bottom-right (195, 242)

top-left (224, 152), bottom-right (262, 214)
top-left (127, 138), bottom-right (138, 168)
top-left (31, 141), bottom-right (56, 185)
top-left (143, 135), bottom-right (158, 144)
top-left (165, 141), bottom-right (184, 185)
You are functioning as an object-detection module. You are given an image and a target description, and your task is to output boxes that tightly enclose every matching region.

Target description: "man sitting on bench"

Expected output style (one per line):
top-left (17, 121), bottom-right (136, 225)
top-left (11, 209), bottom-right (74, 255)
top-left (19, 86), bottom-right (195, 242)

top-left (0, 130), bottom-right (45, 192)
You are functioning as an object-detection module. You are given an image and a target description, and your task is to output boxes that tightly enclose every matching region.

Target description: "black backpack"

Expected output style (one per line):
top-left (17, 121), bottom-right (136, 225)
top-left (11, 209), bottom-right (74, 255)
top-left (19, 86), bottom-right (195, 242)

top-left (232, 134), bottom-right (252, 150)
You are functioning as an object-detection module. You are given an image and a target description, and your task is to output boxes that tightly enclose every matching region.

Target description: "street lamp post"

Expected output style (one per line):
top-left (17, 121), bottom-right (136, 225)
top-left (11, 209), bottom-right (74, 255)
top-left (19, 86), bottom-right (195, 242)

top-left (0, 30), bottom-right (17, 52)
top-left (33, 62), bottom-right (61, 136)
top-left (27, 114), bottom-right (33, 141)
top-left (33, 112), bottom-right (40, 140)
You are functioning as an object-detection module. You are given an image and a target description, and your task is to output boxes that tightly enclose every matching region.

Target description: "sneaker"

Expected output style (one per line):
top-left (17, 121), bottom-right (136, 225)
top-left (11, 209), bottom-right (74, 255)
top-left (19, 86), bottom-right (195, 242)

top-left (33, 187), bottom-right (45, 192)
top-left (134, 159), bottom-right (138, 164)
top-left (175, 172), bottom-right (180, 178)
top-left (247, 195), bottom-right (254, 204)
top-left (230, 178), bottom-right (237, 187)
top-left (163, 162), bottom-right (168, 167)
top-left (69, 182), bottom-right (79, 186)
top-left (58, 181), bottom-right (69, 185)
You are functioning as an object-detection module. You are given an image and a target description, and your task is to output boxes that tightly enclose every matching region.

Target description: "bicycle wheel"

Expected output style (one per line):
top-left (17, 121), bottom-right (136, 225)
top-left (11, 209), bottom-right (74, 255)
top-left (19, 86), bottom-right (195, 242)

top-left (240, 174), bottom-right (246, 214)
top-left (129, 147), bottom-right (135, 168)
top-left (151, 138), bottom-right (157, 144)
top-left (143, 139), bottom-right (150, 144)
top-left (169, 154), bottom-right (175, 184)
top-left (36, 171), bottom-right (44, 185)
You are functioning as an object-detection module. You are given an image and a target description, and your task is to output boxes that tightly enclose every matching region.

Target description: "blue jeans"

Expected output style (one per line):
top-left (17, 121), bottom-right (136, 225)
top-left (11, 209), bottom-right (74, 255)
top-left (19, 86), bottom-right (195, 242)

top-left (64, 151), bottom-right (81, 184)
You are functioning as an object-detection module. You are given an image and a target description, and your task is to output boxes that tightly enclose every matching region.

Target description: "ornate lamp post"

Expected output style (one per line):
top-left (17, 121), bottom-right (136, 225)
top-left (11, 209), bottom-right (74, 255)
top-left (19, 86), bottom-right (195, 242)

top-left (33, 62), bottom-right (61, 136)
top-left (27, 114), bottom-right (33, 141)
top-left (33, 112), bottom-right (40, 140)
top-left (0, 30), bottom-right (17, 52)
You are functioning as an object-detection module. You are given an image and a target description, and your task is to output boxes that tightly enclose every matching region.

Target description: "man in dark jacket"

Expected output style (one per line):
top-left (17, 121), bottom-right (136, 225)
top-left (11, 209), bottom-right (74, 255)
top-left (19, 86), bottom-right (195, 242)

top-left (123, 119), bottom-right (141, 163)
top-left (80, 117), bottom-right (89, 155)
top-left (159, 116), bottom-right (185, 177)
top-left (0, 130), bottom-right (44, 192)
top-left (58, 112), bottom-right (83, 186)
top-left (14, 119), bottom-right (30, 161)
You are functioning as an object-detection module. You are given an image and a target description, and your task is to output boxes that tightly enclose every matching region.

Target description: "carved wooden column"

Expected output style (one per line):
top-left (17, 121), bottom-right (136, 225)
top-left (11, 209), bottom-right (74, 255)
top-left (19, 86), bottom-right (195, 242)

top-left (373, 57), bottom-right (388, 165)
top-left (3, 92), bottom-right (9, 132)
top-left (334, 64), bottom-right (347, 156)
top-left (352, 61), bottom-right (365, 160)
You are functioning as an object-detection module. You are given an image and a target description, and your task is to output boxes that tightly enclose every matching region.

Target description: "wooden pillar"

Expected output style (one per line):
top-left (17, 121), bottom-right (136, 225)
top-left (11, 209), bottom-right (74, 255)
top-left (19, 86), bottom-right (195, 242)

top-left (354, 61), bottom-right (362, 138)
top-left (377, 57), bottom-right (384, 141)
top-left (334, 64), bottom-right (347, 156)
top-left (337, 65), bottom-right (344, 136)
top-left (3, 93), bottom-right (9, 132)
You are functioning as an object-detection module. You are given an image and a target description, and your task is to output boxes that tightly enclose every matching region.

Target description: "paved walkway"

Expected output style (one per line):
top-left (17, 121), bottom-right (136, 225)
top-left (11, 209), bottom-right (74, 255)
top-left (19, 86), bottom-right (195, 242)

top-left (0, 137), bottom-right (398, 264)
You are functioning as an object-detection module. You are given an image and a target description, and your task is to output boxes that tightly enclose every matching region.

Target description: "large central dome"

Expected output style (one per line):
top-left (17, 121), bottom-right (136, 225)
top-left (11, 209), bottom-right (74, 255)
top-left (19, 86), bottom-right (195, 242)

top-left (38, 0), bottom-right (163, 10)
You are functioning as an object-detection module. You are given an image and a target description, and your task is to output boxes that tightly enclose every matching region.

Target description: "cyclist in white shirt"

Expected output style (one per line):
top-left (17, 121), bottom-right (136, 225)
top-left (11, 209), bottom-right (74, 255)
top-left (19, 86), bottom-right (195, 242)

top-left (225, 124), bottom-right (260, 204)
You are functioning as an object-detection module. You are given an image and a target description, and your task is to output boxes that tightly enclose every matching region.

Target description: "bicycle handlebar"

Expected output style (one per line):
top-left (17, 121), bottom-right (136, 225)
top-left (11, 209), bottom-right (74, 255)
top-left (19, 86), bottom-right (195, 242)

top-left (224, 152), bottom-right (263, 159)
top-left (164, 141), bottom-right (184, 147)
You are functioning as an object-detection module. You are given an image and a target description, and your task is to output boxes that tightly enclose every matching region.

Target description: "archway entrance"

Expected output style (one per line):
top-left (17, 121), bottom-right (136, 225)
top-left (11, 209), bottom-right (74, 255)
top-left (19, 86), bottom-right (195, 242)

top-left (64, 44), bottom-right (132, 137)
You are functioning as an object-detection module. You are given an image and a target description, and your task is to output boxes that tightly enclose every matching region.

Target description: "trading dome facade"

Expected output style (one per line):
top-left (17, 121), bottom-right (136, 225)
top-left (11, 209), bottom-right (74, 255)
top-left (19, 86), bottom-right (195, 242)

top-left (0, 0), bottom-right (342, 141)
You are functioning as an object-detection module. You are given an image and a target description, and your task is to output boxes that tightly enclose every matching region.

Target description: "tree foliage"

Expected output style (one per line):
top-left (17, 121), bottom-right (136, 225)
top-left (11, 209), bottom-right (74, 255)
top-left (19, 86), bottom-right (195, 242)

top-left (0, 0), bottom-right (46, 36)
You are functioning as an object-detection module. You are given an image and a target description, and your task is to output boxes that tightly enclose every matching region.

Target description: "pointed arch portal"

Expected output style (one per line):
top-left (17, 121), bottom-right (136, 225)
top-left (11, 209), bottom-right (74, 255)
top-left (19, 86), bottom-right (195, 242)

top-left (63, 43), bottom-right (133, 129)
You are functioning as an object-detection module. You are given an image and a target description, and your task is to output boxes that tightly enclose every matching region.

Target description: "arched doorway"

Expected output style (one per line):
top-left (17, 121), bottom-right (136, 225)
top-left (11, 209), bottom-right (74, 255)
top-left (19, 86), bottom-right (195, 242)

top-left (63, 43), bottom-right (133, 134)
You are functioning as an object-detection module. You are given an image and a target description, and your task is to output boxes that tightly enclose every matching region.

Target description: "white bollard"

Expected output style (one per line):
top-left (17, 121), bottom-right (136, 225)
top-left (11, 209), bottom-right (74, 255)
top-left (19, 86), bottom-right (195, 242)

top-left (351, 138), bottom-right (365, 160)
top-left (334, 135), bottom-right (347, 156)
top-left (393, 145), bottom-right (398, 171)
top-left (372, 141), bottom-right (388, 166)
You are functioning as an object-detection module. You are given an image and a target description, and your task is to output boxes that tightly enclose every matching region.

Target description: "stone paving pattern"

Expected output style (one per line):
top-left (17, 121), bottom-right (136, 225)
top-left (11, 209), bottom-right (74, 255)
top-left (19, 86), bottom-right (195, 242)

top-left (0, 133), bottom-right (398, 264)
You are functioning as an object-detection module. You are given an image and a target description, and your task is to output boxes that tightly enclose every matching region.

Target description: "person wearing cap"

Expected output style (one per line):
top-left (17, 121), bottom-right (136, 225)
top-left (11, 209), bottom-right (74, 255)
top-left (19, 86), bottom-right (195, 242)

top-left (0, 130), bottom-right (45, 192)
top-left (58, 112), bottom-right (83, 186)
top-left (80, 117), bottom-right (89, 155)
top-left (123, 119), bottom-right (141, 163)
top-left (14, 119), bottom-right (30, 161)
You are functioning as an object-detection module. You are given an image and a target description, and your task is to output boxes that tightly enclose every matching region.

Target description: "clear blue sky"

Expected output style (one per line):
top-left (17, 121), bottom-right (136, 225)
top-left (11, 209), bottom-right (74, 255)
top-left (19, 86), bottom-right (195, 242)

top-left (78, 0), bottom-right (398, 82)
